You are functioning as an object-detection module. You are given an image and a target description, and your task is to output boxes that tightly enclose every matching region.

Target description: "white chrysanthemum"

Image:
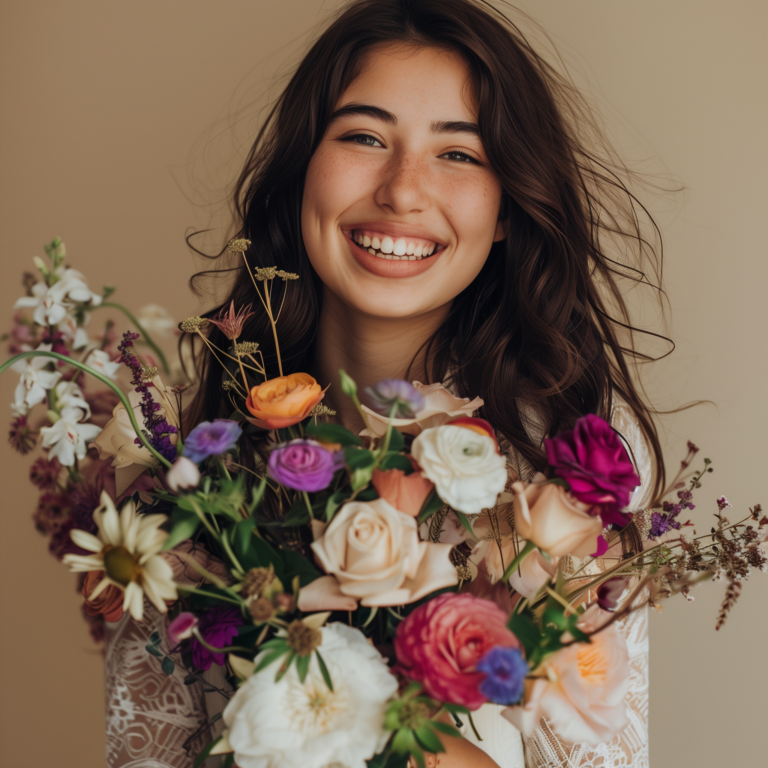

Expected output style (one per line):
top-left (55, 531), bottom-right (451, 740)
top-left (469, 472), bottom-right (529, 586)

top-left (223, 623), bottom-right (398, 768)
top-left (411, 424), bottom-right (508, 514)
top-left (40, 406), bottom-right (101, 466)
top-left (63, 491), bottom-right (176, 621)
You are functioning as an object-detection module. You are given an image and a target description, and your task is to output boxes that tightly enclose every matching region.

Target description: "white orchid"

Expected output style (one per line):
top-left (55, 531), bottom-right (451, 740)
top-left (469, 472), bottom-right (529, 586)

top-left (52, 380), bottom-right (91, 420)
top-left (11, 344), bottom-right (62, 415)
top-left (63, 491), bottom-right (177, 621)
top-left (15, 268), bottom-right (101, 327)
top-left (85, 349), bottom-right (121, 379)
top-left (40, 406), bottom-right (101, 465)
top-left (58, 312), bottom-right (90, 349)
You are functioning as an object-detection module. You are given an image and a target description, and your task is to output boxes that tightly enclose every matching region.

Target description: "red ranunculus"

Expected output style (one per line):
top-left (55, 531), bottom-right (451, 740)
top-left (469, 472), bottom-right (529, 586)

top-left (394, 593), bottom-right (520, 710)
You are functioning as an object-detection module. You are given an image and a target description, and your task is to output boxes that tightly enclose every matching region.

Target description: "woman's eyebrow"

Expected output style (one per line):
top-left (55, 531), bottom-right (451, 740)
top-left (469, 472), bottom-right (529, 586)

top-left (329, 103), bottom-right (479, 136)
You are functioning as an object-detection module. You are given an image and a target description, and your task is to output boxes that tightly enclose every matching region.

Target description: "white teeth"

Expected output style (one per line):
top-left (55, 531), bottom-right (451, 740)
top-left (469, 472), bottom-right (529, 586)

top-left (380, 236), bottom-right (394, 254)
top-left (414, 244), bottom-right (423, 257)
top-left (368, 248), bottom-right (376, 255)
top-left (393, 238), bottom-right (407, 256)
top-left (363, 235), bottom-right (371, 248)
top-left (406, 241), bottom-right (415, 255)
top-left (371, 236), bottom-right (381, 250)
top-left (425, 244), bottom-right (434, 256)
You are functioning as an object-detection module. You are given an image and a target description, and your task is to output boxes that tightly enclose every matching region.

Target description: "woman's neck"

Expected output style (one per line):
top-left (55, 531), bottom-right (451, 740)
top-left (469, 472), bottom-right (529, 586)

top-left (312, 288), bottom-right (449, 433)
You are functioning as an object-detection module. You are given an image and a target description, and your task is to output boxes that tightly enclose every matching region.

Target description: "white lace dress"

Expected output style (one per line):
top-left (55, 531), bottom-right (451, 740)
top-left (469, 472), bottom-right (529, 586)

top-left (104, 400), bottom-right (651, 768)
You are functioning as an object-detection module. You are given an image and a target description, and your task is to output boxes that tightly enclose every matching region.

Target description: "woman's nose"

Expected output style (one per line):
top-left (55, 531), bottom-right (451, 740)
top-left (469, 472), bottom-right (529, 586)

top-left (373, 150), bottom-right (431, 215)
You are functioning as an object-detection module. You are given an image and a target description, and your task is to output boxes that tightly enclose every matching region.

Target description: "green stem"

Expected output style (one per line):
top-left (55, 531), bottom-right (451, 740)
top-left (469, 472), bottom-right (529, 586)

top-left (302, 490), bottom-right (315, 520)
top-left (175, 585), bottom-right (243, 606)
top-left (0, 351), bottom-right (172, 468)
top-left (97, 301), bottom-right (170, 374)
top-left (501, 540), bottom-right (537, 583)
top-left (191, 628), bottom-right (253, 655)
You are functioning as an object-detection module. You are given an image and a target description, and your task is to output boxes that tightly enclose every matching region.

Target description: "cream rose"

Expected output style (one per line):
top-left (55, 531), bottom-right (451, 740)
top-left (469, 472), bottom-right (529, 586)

top-left (502, 616), bottom-right (631, 744)
top-left (310, 498), bottom-right (457, 607)
top-left (411, 425), bottom-right (507, 514)
top-left (512, 478), bottom-right (604, 558)
top-left (361, 381), bottom-right (484, 438)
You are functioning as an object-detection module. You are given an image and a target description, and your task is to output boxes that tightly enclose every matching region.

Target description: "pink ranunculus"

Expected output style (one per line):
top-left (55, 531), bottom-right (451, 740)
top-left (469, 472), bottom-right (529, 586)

top-left (360, 381), bottom-right (484, 438)
top-left (394, 593), bottom-right (520, 710)
top-left (371, 462), bottom-right (434, 517)
top-left (502, 614), bottom-right (631, 745)
top-left (545, 414), bottom-right (640, 526)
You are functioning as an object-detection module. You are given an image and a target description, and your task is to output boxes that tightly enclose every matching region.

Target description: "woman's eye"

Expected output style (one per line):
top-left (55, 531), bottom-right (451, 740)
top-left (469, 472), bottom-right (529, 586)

top-left (440, 150), bottom-right (478, 164)
top-left (341, 133), bottom-right (382, 147)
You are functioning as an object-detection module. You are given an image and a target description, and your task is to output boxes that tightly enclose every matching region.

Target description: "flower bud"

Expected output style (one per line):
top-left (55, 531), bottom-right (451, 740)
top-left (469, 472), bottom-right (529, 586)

top-left (168, 612), bottom-right (199, 645)
top-left (166, 456), bottom-right (201, 492)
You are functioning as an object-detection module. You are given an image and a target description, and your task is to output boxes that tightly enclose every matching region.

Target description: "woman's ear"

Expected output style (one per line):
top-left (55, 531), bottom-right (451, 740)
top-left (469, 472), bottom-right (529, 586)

top-left (493, 216), bottom-right (508, 242)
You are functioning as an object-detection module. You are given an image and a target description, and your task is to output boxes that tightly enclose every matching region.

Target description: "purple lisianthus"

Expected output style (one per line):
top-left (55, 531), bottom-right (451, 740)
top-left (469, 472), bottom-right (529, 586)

top-left (268, 439), bottom-right (344, 492)
top-left (545, 414), bottom-right (640, 525)
top-left (183, 419), bottom-right (242, 463)
top-left (364, 379), bottom-right (425, 418)
top-left (477, 646), bottom-right (528, 705)
top-left (182, 606), bottom-right (243, 671)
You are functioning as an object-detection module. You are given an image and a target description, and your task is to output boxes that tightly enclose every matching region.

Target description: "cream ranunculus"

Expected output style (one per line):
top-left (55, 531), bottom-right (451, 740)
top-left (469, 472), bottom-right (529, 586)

top-left (512, 477), bottom-right (604, 558)
top-left (502, 615), bottom-right (631, 745)
top-left (361, 381), bottom-right (484, 438)
top-left (223, 622), bottom-right (398, 768)
top-left (310, 498), bottom-right (457, 607)
top-left (411, 425), bottom-right (507, 515)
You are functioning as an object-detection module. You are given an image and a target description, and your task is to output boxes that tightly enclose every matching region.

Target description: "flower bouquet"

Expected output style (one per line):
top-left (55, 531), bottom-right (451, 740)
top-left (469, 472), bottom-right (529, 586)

top-left (4, 238), bottom-right (766, 768)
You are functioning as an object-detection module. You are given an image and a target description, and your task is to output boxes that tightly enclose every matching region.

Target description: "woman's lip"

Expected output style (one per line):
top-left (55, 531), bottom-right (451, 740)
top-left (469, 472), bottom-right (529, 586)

top-left (343, 230), bottom-right (444, 279)
top-left (342, 221), bottom-right (448, 246)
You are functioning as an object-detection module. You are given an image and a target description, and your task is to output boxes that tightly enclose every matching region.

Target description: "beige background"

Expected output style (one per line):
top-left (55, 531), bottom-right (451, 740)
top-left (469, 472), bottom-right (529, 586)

top-left (1, 1), bottom-right (766, 765)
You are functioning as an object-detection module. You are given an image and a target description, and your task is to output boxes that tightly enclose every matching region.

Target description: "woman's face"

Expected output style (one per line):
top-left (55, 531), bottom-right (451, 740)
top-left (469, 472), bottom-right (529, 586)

top-left (301, 44), bottom-right (505, 320)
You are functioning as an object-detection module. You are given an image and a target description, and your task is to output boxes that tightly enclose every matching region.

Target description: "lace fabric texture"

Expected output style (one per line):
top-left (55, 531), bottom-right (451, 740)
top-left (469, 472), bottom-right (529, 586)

top-left (102, 399), bottom-right (652, 767)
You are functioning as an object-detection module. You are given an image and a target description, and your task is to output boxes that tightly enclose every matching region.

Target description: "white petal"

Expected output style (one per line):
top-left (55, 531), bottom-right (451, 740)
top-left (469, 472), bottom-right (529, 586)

top-left (69, 529), bottom-right (103, 553)
top-left (124, 582), bottom-right (144, 621)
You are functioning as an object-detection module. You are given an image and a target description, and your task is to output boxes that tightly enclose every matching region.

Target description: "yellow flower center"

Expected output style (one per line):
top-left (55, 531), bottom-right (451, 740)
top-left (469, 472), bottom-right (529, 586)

top-left (576, 642), bottom-right (610, 686)
top-left (103, 545), bottom-right (141, 586)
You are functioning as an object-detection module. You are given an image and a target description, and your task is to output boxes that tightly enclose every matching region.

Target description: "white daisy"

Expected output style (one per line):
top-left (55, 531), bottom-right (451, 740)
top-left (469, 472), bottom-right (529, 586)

top-left (40, 406), bottom-right (101, 466)
top-left (63, 491), bottom-right (177, 621)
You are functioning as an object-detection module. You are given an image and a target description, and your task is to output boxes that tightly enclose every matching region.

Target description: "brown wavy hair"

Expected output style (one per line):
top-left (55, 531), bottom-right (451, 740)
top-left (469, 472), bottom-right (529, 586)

top-left (184, 0), bottom-right (671, 498)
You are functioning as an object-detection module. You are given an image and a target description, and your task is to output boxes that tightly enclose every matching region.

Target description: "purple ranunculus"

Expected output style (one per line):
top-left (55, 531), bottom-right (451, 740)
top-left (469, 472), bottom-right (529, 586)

top-left (268, 439), bottom-right (344, 492)
top-left (364, 379), bottom-right (425, 418)
top-left (183, 419), bottom-right (243, 463)
top-left (183, 606), bottom-right (243, 671)
top-left (545, 414), bottom-right (640, 522)
top-left (477, 646), bottom-right (528, 705)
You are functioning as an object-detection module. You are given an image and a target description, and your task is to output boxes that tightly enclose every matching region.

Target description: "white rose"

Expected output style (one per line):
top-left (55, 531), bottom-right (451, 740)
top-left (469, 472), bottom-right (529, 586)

top-left (411, 424), bottom-right (507, 514)
top-left (223, 622), bottom-right (398, 768)
top-left (310, 498), bottom-right (457, 607)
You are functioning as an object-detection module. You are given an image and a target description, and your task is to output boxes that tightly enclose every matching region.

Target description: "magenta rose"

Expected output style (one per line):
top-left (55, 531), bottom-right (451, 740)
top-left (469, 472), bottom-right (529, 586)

top-left (545, 414), bottom-right (639, 527)
top-left (268, 439), bottom-right (344, 492)
top-left (394, 593), bottom-right (521, 710)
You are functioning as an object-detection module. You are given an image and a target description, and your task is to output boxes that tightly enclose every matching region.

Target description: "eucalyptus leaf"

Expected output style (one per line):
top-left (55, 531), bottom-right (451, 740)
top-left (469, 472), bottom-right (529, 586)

top-left (161, 656), bottom-right (176, 675)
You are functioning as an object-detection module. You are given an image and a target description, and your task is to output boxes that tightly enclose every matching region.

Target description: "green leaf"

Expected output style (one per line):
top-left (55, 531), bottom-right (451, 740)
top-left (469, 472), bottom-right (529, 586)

top-left (356, 486), bottom-right (380, 501)
top-left (161, 656), bottom-right (176, 675)
top-left (351, 466), bottom-right (374, 490)
top-left (339, 369), bottom-right (358, 398)
top-left (274, 651), bottom-right (296, 682)
top-left (316, 650), bottom-right (334, 692)
top-left (391, 728), bottom-right (418, 755)
top-left (193, 736), bottom-right (221, 768)
top-left (453, 509), bottom-right (475, 536)
top-left (507, 613), bottom-right (542, 659)
top-left (414, 725), bottom-right (445, 754)
top-left (149, 630), bottom-right (161, 645)
top-left (162, 508), bottom-right (201, 551)
top-left (344, 446), bottom-right (376, 470)
top-left (248, 475), bottom-right (268, 514)
top-left (184, 674), bottom-right (199, 686)
top-left (281, 548), bottom-right (322, 586)
top-left (386, 428), bottom-right (405, 453)
top-left (442, 703), bottom-right (471, 715)
top-left (295, 653), bottom-right (311, 683)
top-left (417, 489), bottom-right (444, 524)
top-left (428, 720), bottom-right (462, 739)
top-left (145, 643), bottom-right (163, 657)
top-left (281, 496), bottom-right (312, 527)
top-left (306, 422), bottom-right (362, 446)
top-left (254, 647), bottom-right (289, 673)
top-left (233, 516), bottom-right (257, 559)
top-left (259, 638), bottom-right (290, 652)
top-left (379, 452), bottom-right (413, 472)
top-left (221, 754), bottom-right (235, 768)
top-left (325, 489), bottom-right (347, 522)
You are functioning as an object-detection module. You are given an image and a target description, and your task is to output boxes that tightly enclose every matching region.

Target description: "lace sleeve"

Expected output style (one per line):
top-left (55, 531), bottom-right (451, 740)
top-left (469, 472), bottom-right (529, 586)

top-left (105, 600), bottom-right (229, 768)
top-left (524, 399), bottom-right (654, 768)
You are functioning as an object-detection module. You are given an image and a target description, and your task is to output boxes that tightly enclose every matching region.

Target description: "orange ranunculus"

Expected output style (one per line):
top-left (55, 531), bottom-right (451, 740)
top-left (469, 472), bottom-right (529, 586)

top-left (245, 373), bottom-right (324, 429)
top-left (82, 570), bottom-right (124, 622)
top-left (371, 461), bottom-right (435, 517)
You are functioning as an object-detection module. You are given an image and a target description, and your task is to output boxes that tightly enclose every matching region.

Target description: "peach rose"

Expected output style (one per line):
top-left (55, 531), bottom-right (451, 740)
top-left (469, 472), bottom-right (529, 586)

top-left (245, 373), bottom-right (324, 429)
top-left (512, 477), bottom-right (604, 558)
top-left (310, 498), bottom-right (457, 607)
top-left (508, 549), bottom-right (557, 598)
top-left (361, 381), bottom-right (484, 438)
top-left (371, 463), bottom-right (434, 517)
top-left (82, 570), bottom-right (124, 622)
top-left (502, 616), bottom-right (631, 744)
